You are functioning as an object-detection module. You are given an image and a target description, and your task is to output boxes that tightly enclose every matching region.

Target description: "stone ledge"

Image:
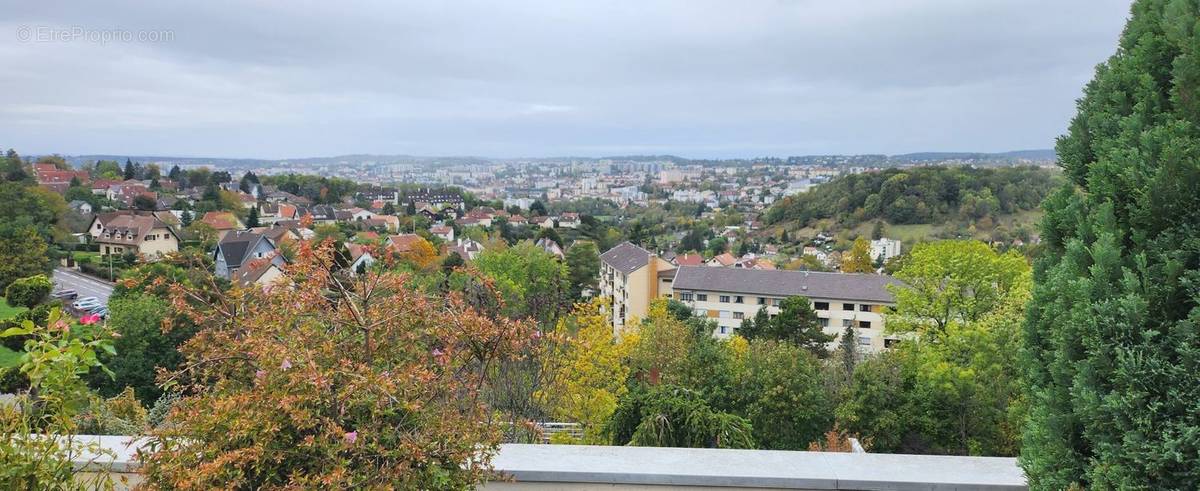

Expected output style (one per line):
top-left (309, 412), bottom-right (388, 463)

top-left (70, 436), bottom-right (1027, 490)
top-left (491, 444), bottom-right (1025, 490)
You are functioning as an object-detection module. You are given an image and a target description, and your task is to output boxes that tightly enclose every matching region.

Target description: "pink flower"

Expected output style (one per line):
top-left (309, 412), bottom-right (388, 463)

top-left (79, 314), bottom-right (100, 325)
top-left (344, 431), bottom-right (358, 444)
top-left (255, 370), bottom-right (266, 379)
top-left (532, 330), bottom-right (542, 340)
top-left (280, 359), bottom-right (292, 370)
top-left (431, 348), bottom-right (444, 357)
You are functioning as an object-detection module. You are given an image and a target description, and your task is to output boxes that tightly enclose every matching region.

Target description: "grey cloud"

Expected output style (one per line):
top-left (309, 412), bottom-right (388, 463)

top-left (0, 0), bottom-right (1131, 158)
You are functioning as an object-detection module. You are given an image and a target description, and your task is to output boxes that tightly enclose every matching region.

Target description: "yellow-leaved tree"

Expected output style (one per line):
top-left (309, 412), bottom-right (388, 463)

top-left (841, 237), bottom-right (873, 273)
top-left (627, 299), bottom-right (693, 385)
top-left (401, 236), bottom-right (439, 270)
top-left (538, 298), bottom-right (635, 443)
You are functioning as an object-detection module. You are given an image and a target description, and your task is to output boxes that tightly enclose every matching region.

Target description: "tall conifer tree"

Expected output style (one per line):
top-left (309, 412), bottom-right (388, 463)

top-left (1022, 1), bottom-right (1200, 487)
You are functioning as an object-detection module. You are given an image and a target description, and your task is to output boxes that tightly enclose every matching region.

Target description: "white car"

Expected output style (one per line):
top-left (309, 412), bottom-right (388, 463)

top-left (72, 297), bottom-right (101, 310)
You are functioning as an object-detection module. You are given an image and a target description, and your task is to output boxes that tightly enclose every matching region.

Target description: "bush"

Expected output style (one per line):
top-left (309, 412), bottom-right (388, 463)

top-left (4, 275), bottom-right (52, 309)
top-left (608, 384), bottom-right (755, 449)
top-left (146, 390), bottom-right (181, 429)
top-left (0, 367), bottom-right (29, 394)
top-left (141, 243), bottom-right (540, 488)
top-left (0, 308), bottom-right (116, 490)
top-left (75, 387), bottom-right (149, 436)
top-left (1, 303), bottom-right (57, 352)
top-left (89, 293), bottom-right (189, 405)
top-left (79, 261), bottom-right (124, 281)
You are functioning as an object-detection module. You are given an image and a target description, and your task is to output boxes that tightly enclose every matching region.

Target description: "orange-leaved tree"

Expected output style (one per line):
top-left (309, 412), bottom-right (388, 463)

top-left (140, 241), bottom-right (539, 489)
top-left (401, 235), bottom-right (439, 271)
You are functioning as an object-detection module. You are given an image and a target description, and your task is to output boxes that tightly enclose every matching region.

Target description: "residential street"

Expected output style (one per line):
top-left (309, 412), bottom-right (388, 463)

top-left (52, 267), bottom-right (114, 305)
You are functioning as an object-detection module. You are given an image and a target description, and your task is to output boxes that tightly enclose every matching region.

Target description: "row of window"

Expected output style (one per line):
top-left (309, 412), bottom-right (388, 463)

top-left (679, 291), bottom-right (877, 313)
top-left (101, 232), bottom-right (167, 241)
top-left (704, 309), bottom-right (879, 330)
top-left (813, 301), bottom-right (874, 312)
top-left (710, 324), bottom-right (879, 346)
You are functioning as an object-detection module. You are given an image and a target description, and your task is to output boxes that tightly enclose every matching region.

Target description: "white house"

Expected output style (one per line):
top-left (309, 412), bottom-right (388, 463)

top-left (430, 224), bottom-right (455, 242)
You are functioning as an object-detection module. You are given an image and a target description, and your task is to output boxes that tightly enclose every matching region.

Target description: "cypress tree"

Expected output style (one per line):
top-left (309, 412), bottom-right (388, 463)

top-left (1021, 1), bottom-right (1200, 488)
top-left (247, 206), bottom-right (260, 228)
top-left (838, 324), bottom-right (857, 378)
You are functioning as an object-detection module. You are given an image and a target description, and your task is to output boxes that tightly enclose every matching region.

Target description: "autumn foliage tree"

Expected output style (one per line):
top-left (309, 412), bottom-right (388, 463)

top-left (399, 235), bottom-right (439, 270)
top-left (537, 298), bottom-right (634, 443)
top-left (841, 237), bottom-right (873, 273)
top-left (141, 241), bottom-right (539, 489)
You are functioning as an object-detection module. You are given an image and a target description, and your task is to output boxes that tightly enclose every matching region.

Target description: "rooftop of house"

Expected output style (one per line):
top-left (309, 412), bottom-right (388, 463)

top-left (345, 243), bottom-right (372, 262)
top-left (217, 231), bottom-right (273, 268)
top-left (710, 252), bottom-right (737, 266)
top-left (671, 266), bottom-right (901, 303)
top-left (249, 225), bottom-right (298, 244)
top-left (201, 211), bottom-right (241, 230)
top-left (446, 238), bottom-right (484, 258)
top-left (233, 257), bottom-right (281, 287)
top-left (535, 237), bottom-right (564, 258)
top-left (96, 214), bottom-right (174, 244)
top-left (386, 233), bottom-right (424, 253)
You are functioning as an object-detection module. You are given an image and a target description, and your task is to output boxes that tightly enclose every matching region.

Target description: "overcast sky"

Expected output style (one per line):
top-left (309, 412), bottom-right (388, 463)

top-left (0, 1), bottom-right (1131, 159)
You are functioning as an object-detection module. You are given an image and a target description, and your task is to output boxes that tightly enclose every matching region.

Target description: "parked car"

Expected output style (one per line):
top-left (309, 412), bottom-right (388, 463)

top-left (91, 307), bottom-right (109, 319)
top-left (50, 289), bottom-right (78, 300)
top-left (84, 303), bottom-right (108, 314)
top-left (72, 297), bottom-right (101, 310)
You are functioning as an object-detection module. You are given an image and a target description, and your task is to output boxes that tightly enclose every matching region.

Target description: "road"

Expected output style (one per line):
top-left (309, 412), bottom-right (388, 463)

top-left (53, 267), bottom-right (115, 305)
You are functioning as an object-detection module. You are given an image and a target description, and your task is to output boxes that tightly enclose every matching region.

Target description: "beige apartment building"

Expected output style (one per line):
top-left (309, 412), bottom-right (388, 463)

top-left (599, 242), bottom-right (675, 333)
top-left (669, 266), bottom-right (901, 353)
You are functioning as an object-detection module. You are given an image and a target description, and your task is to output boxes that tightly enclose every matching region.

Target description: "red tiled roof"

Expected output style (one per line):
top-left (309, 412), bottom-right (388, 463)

top-left (386, 234), bottom-right (423, 253)
top-left (201, 211), bottom-right (241, 230)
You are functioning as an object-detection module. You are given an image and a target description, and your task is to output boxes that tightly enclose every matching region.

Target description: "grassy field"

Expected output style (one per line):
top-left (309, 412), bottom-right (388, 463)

top-left (0, 297), bottom-right (29, 369)
top-left (0, 297), bottom-right (27, 322)
top-left (73, 251), bottom-right (102, 263)
top-left (881, 223), bottom-right (940, 243)
top-left (0, 346), bottom-right (20, 369)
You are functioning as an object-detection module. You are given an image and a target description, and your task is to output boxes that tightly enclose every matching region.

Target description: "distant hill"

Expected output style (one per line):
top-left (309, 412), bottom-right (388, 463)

top-left (997, 149), bottom-right (1057, 160)
top-left (890, 149), bottom-right (1056, 162)
top-left (764, 165), bottom-right (1063, 230)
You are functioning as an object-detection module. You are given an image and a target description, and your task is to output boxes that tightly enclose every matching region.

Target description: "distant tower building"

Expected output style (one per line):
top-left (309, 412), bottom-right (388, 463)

top-left (870, 238), bottom-right (902, 262)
